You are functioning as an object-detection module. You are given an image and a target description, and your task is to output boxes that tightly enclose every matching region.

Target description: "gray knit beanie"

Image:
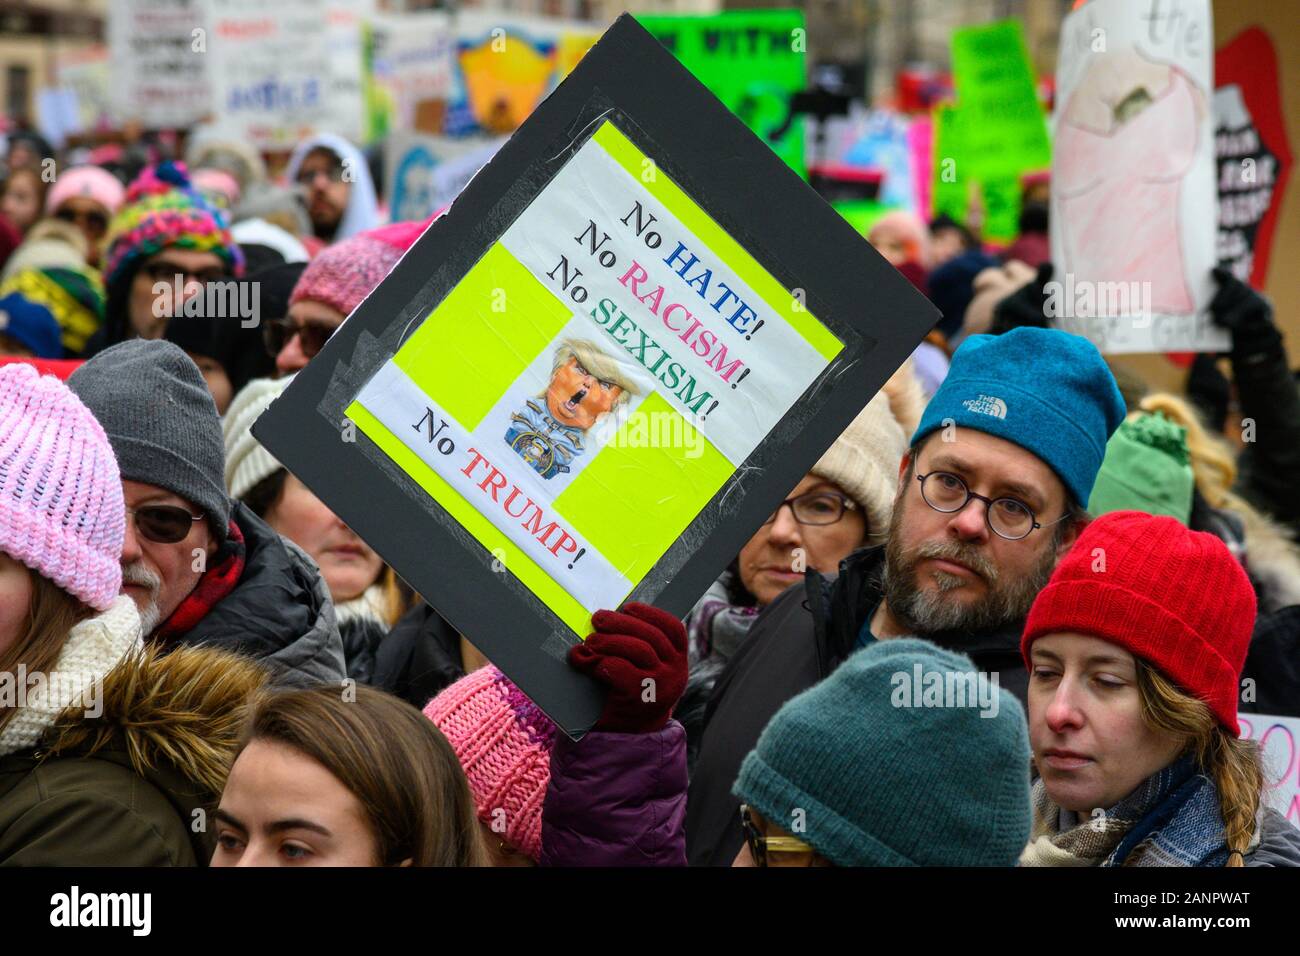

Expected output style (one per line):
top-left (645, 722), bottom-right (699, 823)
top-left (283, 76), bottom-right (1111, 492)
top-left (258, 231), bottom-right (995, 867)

top-left (733, 638), bottom-right (1032, 866)
top-left (69, 339), bottom-right (230, 544)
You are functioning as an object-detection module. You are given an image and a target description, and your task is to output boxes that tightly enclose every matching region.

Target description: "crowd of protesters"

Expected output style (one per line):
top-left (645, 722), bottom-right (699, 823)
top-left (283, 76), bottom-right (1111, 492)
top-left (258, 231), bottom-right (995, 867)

top-left (0, 114), bottom-right (1298, 869)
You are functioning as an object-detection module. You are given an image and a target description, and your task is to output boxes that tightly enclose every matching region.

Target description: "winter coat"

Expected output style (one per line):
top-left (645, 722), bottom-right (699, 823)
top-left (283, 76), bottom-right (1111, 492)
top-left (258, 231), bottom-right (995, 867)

top-left (679, 572), bottom-right (762, 775)
top-left (1230, 329), bottom-right (1300, 538)
top-left (1246, 809), bottom-right (1300, 867)
top-left (335, 585), bottom-right (392, 686)
top-left (0, 617), bottom-right (268, 866)
top-left (685, 544), bottom-right (1028, 867)
top-left (372, 601), bottom-right (465, 709)
top-left (540, 720), bottom-right (687, 867)
top-left (177, 500), bottom-right (346, 687)
top-left (1192, 492), bottom-right (1300, 718)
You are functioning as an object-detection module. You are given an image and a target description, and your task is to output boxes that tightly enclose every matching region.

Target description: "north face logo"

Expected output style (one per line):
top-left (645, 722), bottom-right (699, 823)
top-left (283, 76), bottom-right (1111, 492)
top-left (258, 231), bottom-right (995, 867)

top-left (961, 394), bottom-right (1007, 419)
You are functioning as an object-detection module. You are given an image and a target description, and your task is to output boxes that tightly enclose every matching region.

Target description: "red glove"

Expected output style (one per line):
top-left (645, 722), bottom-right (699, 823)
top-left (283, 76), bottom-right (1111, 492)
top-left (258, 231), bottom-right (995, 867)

top-left (569, 602), bottom-right (687, 734)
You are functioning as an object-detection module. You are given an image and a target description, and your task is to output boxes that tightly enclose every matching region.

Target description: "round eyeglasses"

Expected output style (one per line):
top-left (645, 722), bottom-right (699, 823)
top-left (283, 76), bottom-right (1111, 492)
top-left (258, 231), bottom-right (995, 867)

top-left (916, 471), bottom-right (1062, 541)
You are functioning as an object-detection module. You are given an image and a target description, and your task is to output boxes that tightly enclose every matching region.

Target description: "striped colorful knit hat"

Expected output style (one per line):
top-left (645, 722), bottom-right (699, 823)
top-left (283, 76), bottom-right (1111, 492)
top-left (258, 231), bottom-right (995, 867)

top-left (0, 363), bottom-right (125, 610)
top-left (102, 161), bottom-right (244, 291)
top-left (423, 666), bottom-right (557, 861)
top-left (0, 266), bottom-right (105, 356)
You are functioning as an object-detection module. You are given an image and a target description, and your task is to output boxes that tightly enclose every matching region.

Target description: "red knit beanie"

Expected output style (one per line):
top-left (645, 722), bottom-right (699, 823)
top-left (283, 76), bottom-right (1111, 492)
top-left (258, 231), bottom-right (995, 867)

top-left (1022, 510), bottom-right (1256, 735)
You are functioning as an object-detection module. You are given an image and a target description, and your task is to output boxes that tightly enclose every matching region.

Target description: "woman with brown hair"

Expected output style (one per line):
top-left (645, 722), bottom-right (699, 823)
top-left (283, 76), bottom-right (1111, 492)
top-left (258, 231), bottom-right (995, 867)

top-left (212, 684), bottom-right (485, 867)
top-left (1020, 510), bottom-right (1300, 867)
top-left (222, 377), bottom-right (408, 684)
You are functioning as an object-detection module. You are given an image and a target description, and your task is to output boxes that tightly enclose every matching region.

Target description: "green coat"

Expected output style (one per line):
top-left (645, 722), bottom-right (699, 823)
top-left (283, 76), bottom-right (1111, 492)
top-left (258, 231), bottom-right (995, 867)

top-left (0, 645), bottom-right (267, 867)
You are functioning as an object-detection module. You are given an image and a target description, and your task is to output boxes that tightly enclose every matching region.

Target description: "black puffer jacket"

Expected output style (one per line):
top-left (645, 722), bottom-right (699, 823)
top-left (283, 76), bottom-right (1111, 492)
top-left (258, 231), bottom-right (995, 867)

top-left (684, 544), bottom-right (1028, 867)
top-left (176, 500), bottom-right (346, 687)
top-left (371, 602), bottom-right (465, 709)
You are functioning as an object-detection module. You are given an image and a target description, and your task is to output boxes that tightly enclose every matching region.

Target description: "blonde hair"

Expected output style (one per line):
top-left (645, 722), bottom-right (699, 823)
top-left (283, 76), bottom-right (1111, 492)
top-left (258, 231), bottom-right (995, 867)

top-left (1138, 393), bottom-right (1237, 509)
top-left (549, 339), bottom-right (639, 401)
top-left (1136, 661), bottom-right (1264, 867)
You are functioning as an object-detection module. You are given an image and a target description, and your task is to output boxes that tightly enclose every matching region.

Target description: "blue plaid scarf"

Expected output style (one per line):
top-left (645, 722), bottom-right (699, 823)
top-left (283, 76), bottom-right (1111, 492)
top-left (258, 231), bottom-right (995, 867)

top-left (1025, 755), bottom-right (1232, 867)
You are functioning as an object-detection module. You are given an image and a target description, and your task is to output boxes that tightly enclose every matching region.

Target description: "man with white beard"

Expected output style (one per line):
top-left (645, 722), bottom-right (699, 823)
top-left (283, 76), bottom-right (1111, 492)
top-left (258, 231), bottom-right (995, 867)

top-left (68, 339), bottom-right (345, 686)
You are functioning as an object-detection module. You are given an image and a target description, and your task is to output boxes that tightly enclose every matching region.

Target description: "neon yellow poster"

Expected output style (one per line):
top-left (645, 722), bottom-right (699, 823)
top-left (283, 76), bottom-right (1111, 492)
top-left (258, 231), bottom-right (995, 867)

top-left (347, 120), bottom-right (841, 636)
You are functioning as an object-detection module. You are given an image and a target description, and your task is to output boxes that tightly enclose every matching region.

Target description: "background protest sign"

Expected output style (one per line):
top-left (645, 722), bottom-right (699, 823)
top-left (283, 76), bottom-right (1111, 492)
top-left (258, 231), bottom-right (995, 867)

top-left (205, 0), bottom-right (356, 150)
top-left (949, 19), bottom-right (1050, 183)
top-left (369, 11), bottom-right (456, 137)
top-left (1050, 0), bottom-right (1226, 355)
top-left (254, 15), bottom-right (937, 737)
top-left (384, 132), bottom-right (506, 223)
top-left (637, 10), bottom-right (807, 180)
top-left (931, 20), bottom-right (1047, 243)
top-left (1239, 713), bottom-right (1300, 830)
top-left (1214, 27), bottom-right (1293, 289)
top-left (108, 0), bottom-right (212, 129)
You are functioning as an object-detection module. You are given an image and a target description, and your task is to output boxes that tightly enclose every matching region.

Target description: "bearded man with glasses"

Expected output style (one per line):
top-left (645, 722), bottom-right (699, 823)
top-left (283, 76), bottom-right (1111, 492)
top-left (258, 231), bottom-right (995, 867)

top-left (68, 339), bottom-right (346, 686)
top-left (686, 327), bottom-right (1127, 866)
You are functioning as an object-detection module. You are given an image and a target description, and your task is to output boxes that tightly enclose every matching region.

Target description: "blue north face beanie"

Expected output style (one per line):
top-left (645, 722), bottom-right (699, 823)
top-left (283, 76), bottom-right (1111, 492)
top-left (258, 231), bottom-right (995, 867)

top-left (911, 327), bottom-right (1126, 508)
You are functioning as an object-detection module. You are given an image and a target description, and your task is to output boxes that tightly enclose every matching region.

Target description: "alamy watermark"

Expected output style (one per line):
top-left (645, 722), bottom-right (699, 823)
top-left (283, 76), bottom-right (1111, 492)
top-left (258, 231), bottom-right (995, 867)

top-left (890, 665), bottom-right (1000, 718)
top-left (605, 410), bottom-right (704, 458)
top-left (152, 277), bottom-right (261, 327)
top-left (1044, 273), bottom-right (1154, 324)
top-left (0, 666), bottom-right (103, 719)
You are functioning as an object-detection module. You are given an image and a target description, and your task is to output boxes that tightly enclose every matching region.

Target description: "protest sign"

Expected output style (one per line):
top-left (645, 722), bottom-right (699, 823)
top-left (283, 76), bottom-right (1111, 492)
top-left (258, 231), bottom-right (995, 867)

top-left (637, 10), bottom-right (807, 179)
top-left (1214, 27), bottom-right (1292, 289)
top-left (320, 1), bottom-right (372, 145)
top-left (370, 12), bottom-right (456, 135)
top-left (950, 20), bottom-right (1050, 182)
top-left (447, 12), bottom-right (565, 136)
top-left (108, 0), bottom-right (212, 128)
top-left (205, 0), bottom-right (336, 149)
top-left (253, 15), bottom-right (937, 736)
top-left (1239, 713), bottom-right (1300, 829)
top-left (1051, 0), bottom-right (1226, 354)
top-left (385, 132), bottom-right (506, 222)
top-left (55, 45), bottom-right (115, 133)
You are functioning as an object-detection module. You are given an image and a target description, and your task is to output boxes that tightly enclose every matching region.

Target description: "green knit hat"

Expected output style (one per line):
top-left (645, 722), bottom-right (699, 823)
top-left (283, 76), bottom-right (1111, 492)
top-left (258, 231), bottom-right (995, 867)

top-left (1088, 411), bottom-right (1194, 524)
top-left (733, 639), bottom-right (1032, 866)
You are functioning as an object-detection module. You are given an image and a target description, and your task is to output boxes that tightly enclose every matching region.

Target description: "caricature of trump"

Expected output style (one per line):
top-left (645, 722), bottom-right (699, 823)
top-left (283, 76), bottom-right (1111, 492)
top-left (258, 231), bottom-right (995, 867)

top-left (505, 339), bottom-right (640, 480)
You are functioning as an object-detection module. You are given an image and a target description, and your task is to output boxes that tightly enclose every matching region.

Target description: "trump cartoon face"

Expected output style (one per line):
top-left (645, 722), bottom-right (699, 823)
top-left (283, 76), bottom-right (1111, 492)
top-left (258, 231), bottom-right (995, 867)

top-left (545, 354), bottom-right (624, 431)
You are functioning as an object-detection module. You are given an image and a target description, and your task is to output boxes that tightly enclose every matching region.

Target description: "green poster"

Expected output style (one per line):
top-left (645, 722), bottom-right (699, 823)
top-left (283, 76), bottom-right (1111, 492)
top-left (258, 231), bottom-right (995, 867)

top-left (950, 19), bottom-right (1051, 181)
top-left (637, 9), bottom-right (806, 179)
top-left (931, 104), bottom-right (969, 224)
top-left (930, 106), bottom-right (1019, 244)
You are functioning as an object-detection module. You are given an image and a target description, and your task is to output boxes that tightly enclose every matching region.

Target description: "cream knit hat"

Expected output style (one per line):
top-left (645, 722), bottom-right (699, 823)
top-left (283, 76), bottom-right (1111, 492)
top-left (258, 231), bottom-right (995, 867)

top-left (222, 376), bottom-right (291, 501)
top-left (810, 390), bottom-right (907, 540)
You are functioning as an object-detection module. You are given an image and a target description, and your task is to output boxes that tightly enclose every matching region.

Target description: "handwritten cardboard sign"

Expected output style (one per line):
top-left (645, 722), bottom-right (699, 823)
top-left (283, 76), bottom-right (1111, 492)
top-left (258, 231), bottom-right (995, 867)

top-left (1051, 0), bottom-right (1227, 354)
top-left (1240, 713), bottom-right (1300, 830)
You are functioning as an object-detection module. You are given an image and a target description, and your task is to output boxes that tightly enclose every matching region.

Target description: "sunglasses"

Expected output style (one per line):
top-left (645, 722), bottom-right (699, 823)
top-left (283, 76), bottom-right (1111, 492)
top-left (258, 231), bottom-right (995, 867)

top-left (127, 505), bottom-right (204, 544)
top-left (295, 165), bottom-right (347, 187)
top-left (263, 315), bottom-right (337, 360)
top-left (141, 261), bottom-right (231, 286)
top-left (54, 206), bottom-right (109, 235)
top-left (739, 804), bottom-right (815, 867)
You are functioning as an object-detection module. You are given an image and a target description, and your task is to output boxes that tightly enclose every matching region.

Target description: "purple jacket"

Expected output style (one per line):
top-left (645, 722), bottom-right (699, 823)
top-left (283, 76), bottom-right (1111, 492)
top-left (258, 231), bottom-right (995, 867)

top-left (540, 719), bottom-right (687, 867)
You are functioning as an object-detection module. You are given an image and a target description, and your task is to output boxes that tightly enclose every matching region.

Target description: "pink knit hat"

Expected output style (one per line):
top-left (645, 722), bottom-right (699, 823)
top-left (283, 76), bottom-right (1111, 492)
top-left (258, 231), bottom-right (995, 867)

top-left (423, 666), bottom-right (557, 861)
top-left (45, 165), bottom-right (127, 217)
top-left (288, 219), bottom-right (426, 318)
top-left (0, 363), bottom-right (125, 610)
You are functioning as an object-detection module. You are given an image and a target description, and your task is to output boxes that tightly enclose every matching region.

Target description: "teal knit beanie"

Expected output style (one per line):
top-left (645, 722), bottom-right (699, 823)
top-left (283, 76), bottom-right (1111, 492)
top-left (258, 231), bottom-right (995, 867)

top-left (733, 638), bottom-right (1032, 866)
